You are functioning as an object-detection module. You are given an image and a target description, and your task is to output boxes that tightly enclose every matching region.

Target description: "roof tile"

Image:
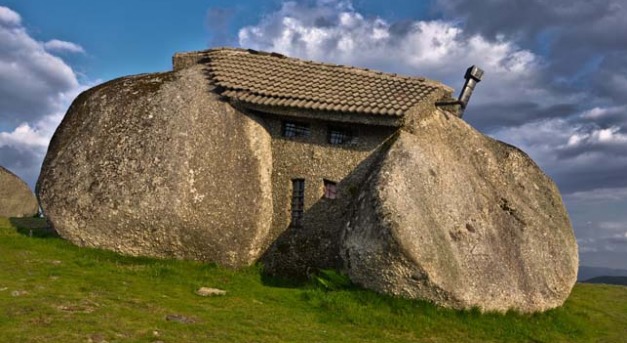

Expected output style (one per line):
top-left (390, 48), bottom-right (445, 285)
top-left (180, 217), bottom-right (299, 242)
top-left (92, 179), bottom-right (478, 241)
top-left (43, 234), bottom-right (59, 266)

top-left (202, 48), bottom-right (449, 117)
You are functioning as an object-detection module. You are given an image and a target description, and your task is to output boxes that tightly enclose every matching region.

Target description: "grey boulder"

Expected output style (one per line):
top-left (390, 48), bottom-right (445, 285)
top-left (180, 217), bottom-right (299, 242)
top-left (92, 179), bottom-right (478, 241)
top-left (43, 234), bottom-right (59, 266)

top-left (37, 65), bottom-right (273, 267)
top-left (0, 166), bottom-right (38, 218)
top-left (342, 110), bottom-right (578, 313)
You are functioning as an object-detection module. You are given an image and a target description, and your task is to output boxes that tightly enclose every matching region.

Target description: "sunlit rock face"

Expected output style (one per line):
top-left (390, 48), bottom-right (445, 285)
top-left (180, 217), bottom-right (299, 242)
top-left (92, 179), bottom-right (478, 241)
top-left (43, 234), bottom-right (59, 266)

top-left (342, 110), bottom-right (578, 313)
top-left (37, 65), bottom-right (273, 268)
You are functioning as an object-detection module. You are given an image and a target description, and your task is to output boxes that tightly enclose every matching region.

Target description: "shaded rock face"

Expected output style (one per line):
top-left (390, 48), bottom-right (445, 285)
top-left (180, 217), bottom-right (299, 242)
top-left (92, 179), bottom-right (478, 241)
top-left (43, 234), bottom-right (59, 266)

top-left (342, 110), bottom-right (578, 313)
top-left (0, 166), bottom-right (38, 218)
top-left (37, 65), bottom-right (273, 267)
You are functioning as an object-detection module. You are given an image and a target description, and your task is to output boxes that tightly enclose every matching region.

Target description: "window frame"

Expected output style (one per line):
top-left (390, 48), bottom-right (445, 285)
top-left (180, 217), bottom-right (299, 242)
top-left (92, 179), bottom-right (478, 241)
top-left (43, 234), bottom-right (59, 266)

top-left (282, 121), bottom-right (311, 138)
top-left (323, 179), bottom-right (338, 199)
top-left (327, 126), bottom-right (353, 145)
top-left (290, 178), bottom-right (305, 227)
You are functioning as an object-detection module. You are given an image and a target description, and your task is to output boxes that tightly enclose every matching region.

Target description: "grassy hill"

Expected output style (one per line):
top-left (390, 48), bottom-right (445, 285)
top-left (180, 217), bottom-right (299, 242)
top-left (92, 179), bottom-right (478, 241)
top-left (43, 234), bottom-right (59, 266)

top-left (1, 217), bottom-right (626, 343)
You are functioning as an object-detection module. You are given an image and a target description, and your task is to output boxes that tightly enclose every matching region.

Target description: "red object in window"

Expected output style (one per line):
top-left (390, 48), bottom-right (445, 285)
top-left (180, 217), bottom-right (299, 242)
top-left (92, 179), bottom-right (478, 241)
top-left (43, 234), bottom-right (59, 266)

top-left (324, 180), bottom-right (337, 199)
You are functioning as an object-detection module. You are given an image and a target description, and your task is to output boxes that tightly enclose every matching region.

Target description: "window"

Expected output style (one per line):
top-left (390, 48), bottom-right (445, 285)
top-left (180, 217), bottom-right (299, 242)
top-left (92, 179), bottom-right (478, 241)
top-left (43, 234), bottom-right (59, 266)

top-left (323, 180), bottom-right (337, 199)
top-left (328, 126), bottom-right (353, 145)
top-left (291, 179), bottom-right (305, 226)
top-left (283, 121), bottom-right (310, 138)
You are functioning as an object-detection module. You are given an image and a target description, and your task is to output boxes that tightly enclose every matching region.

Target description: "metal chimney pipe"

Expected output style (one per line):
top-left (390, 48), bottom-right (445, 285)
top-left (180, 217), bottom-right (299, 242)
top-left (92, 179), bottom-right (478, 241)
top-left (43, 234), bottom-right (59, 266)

top-left (457, 65), bottom-right (484, 117)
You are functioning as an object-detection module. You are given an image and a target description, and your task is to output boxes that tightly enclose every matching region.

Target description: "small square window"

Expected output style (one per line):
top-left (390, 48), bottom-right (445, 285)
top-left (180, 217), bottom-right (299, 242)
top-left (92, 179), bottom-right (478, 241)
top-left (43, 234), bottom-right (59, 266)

top-left (323, 179), bottom-right (338, 199)
top-left (283, 121), bottom-right (310, 138)
top-left (328, 127), bottom-right (353, 145)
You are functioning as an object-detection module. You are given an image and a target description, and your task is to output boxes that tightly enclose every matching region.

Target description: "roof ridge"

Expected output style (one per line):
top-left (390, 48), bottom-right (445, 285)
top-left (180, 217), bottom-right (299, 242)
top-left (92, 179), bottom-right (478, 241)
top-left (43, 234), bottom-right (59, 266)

top-left (195, 47), bottom-right (450, 90)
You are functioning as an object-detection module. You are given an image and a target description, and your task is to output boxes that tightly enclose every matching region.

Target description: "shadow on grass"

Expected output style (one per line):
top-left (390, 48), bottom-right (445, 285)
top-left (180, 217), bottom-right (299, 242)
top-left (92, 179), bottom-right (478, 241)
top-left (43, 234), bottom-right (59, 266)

top-left (9, 217), bottom-right (60, 239)
top-left (260, 271), bottom-right (309, 289)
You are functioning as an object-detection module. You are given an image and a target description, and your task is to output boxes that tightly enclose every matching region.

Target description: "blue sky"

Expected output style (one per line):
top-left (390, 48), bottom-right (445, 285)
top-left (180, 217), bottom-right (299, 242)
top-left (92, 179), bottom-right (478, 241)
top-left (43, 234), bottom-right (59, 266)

top-left (1, 0), bottom-right (627, 269)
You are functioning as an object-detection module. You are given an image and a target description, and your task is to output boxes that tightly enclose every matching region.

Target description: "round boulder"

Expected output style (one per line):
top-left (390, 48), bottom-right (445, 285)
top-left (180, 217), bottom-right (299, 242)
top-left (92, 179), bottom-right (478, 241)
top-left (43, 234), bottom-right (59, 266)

top-left (37, 65), bottom-right (273, 267)
top-left (0, 166), bottom-right (38, 218)
top-left (342, 110), bottom-right (578, 313)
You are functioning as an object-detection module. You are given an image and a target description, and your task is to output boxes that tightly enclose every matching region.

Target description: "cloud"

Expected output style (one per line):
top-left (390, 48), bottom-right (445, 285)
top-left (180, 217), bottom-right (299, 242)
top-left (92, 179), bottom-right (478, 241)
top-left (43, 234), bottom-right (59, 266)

top-left (237, 1), bottom-right (563, 122)
top-left (0, 6), bottom-right (87, 188)
top-left (0, 10), bottom-right (80, 126)
top-left (490, 117), bottom-right (627, 193)
top-left (0, 122), bottom-right (52, 149)
top-left (565, 187), bottom-right (627, 203)
top-left (236, 0), bottom-right (623, 194)
top-left (0, 6), bottom-right (21, 26)
top-left (238, 1), bottom-right (542, 84)
top-left (43, 39), bottom-right (85, 54)
top-left (434, 0), bottom-right (627, 104)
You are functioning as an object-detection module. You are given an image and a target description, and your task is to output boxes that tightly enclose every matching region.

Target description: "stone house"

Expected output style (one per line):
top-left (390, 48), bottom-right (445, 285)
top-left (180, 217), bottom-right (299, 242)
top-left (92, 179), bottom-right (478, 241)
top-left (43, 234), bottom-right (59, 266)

top-left (173, 48), bottom-right (457, 275)
top-left (38, 48), bottom-right (577, 312)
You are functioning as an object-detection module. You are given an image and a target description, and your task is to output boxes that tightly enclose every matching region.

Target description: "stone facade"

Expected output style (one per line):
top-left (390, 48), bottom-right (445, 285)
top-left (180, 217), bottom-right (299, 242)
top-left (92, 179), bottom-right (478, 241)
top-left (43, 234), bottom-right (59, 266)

top-left (258, 113), bottom-right (396, 276)
top-left (37, 48), bottom-right (578, 312)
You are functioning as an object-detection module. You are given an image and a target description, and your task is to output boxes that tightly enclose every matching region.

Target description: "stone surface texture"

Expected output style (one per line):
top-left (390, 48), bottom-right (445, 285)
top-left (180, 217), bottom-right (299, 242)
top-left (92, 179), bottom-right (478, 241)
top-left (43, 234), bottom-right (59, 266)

top-left (37, 65), bottom-right (273, 267)
top-left (0, 166), bottom-right (38, 218)
top-left (342, 109), bottom-right (578, 313)
top-left (37, 49), bottom-right (578, 313)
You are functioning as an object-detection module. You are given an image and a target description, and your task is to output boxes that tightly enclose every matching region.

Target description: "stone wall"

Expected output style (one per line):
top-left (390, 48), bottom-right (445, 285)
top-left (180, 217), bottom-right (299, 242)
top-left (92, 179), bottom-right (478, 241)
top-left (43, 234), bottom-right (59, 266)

top-left (258, 113), bottom-right (396, 276)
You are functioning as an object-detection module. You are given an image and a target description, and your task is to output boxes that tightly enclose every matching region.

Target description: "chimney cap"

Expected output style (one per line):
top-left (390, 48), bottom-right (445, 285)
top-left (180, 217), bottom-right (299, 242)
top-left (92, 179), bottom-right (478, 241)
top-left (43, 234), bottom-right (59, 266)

top-left (464, 65), bottom-right (484, 82)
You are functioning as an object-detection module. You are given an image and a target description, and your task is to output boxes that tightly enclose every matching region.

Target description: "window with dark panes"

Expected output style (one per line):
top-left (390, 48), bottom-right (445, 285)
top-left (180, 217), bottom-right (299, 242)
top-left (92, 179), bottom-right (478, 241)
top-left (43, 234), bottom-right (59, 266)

top-left (328, 126), bottom-right (353, 144)
top-left (283, 121), bottom-right (310, 138)
top-left (291, 179), bottom-right (305, 226)
top-left (323, 180), bottom-right (337, 199)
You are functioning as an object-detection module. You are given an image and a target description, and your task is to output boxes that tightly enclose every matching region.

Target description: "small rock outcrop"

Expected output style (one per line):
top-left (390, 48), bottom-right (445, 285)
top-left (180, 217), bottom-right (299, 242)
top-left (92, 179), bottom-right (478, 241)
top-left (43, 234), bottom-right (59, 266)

top-left (37, 65), bottom-right (273, 267)
top-left (0, 166), bottom-right (38, 218)
top-left (342, 109), bottom-right (578, 313)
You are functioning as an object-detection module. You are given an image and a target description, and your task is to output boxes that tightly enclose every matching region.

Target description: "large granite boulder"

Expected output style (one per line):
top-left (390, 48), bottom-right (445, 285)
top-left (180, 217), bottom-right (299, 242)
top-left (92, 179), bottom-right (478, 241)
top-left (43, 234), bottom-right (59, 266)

top-left (0, 166), bottom-right (38, 218)
top-left (342, 109), bottom-right (578, 313)
top-left (37, 65), bottom-right (274, 267)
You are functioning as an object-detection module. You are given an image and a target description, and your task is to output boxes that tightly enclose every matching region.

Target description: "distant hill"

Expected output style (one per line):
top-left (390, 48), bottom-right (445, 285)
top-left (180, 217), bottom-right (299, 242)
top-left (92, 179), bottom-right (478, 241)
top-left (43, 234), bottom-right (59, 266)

top-left (582, 276), bottom-right (627, 286)
top-left (578, 266), bottom-right (627, 281)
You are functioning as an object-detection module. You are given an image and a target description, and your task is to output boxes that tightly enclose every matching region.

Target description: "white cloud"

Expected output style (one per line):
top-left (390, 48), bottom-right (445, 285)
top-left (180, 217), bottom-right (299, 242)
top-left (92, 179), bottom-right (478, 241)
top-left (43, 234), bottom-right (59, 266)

top-left (0, 122), bottom-right (51, 149)
top-left (238, 1), bottom-right (543, 96)
top-left (567, 126), bottom-right (627, 146)
top-left (0, 6), bottom-right (87, 188)
top-left (0, 6), bottom-right (21, 26)
top-left (566, 187), bottom-right (627, 202)
top-left (0, 17), bottom-right (81, 124)
top-left (44, 39), bottom-right (85, 54)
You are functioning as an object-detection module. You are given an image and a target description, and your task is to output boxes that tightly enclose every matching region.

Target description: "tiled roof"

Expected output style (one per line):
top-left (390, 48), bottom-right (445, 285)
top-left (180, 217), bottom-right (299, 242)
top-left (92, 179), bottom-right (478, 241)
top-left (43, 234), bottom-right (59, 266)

top-left (202, 48), bottom-right (449, 117)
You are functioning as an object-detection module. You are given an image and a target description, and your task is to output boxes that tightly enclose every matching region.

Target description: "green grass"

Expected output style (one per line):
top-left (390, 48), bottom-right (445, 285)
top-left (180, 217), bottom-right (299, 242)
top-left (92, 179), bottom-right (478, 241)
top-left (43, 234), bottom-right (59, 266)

top-left (1, 217), bottom-right (625, 343)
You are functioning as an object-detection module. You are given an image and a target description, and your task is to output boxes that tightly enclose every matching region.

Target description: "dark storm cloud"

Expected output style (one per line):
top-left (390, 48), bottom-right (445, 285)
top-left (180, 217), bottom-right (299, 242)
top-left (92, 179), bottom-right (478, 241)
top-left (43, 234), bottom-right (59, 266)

top-left (435, 0), bottom-right (624, 47)
top-left (592, 52), bottom-right (627, 104)
top-left (435, 0), bottom-right (627, 102)
top-left (556, 163), bottom-right (627, 194)
top-left (466, 102), bottom-right (577, 131)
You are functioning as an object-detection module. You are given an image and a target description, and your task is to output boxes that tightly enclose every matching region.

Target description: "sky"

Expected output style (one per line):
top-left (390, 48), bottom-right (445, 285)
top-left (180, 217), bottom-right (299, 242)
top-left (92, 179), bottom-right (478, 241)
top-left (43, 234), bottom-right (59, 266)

top-left (1, 0), bottom-right (626, 270)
